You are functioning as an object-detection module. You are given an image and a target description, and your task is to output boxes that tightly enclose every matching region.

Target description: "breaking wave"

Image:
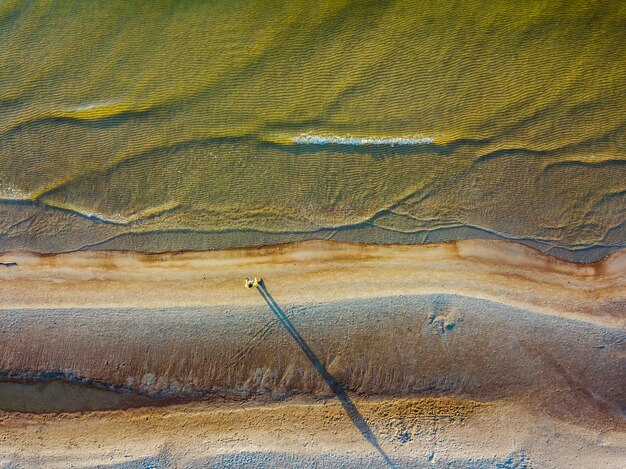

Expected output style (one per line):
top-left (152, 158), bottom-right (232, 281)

top-left (291, 134), bottom-right (434, 146)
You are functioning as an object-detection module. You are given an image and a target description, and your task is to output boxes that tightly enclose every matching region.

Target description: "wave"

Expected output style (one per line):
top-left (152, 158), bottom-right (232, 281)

top-left (46, 201), bottom-right (182, 225)
top-left (290, 134), bottom-right (434, 146)
top-left (0, 197), bottom-right (622, 262)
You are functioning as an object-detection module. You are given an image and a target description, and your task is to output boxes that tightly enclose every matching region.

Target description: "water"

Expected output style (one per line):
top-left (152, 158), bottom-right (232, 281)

top-left (0, 380), bottom-right (160, 413)
top-left (0, 0), bottom-right (624, 259)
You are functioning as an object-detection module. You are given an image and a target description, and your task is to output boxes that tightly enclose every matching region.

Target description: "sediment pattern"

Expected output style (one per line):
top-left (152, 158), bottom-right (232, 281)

top-left (1, 241), bottom-right (623, 416)
top-left (2, 296), bottom-right (623, 417)
top-left (1, 241), bottom-right (624, 466)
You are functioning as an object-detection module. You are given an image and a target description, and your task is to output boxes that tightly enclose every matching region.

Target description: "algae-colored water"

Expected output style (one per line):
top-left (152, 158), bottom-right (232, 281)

top-left (1, 0), bottom-right (624, 259)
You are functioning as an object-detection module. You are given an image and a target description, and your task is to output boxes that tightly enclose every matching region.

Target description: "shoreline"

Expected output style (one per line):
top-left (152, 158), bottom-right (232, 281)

top-left (2, 235), bottom-right (624, 262)
top-left (2, 199), bottom-right (623, 263)
top-left (1, 239), bottom-right (623, 327)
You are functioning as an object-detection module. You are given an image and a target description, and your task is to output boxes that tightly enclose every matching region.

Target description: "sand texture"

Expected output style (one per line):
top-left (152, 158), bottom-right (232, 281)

top-left (0, 240), bottom-right (624, 467)
top-left (2, 1), bottom-right (625, 466)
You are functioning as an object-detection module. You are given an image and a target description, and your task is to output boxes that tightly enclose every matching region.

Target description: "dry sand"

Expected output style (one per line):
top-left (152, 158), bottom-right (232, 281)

top-left (2, 397), bottom-right (623, 468)
top-left (0, 240), bottom-right (624, 467)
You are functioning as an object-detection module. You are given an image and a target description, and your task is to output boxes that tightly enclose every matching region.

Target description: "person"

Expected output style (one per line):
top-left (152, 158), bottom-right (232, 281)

top-left (244, 277), bottom-right (260, 288)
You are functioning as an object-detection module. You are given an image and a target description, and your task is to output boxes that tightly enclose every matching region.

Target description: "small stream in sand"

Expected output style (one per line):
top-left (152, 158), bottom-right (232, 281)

top-left (0, 380), bottom-right (169, 413)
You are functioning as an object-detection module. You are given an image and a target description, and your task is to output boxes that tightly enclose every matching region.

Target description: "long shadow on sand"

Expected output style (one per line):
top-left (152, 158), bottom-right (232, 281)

top-left (257, 281), bottom-right (396, 468)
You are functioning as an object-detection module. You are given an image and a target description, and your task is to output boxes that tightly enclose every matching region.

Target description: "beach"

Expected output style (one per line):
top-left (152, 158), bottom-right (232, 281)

top-left (2, 1), bottom-right (625, 466)
top-left (1, 240), bottom-right (624, 467)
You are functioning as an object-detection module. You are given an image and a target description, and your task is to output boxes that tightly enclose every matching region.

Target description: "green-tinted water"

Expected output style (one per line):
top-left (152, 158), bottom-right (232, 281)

top-left (1, 0), bottom-right (624, 259)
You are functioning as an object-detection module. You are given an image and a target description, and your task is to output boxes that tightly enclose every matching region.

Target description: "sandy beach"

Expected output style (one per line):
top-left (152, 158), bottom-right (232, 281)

top-left (2, 2), bottom-right (625, 466)
top-left (1, 240), bottom-right (624, 467)
top-left (1, 239), bottom-right (623, 325)
top-left (2, 396), bottom-right (624, 468)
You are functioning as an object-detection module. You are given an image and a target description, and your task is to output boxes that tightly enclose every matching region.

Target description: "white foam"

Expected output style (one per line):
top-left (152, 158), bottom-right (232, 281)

top-left (70, 101), bottom-right (117, 111)
top-left (0, 181), bottom-right (29, 200)
top-left (291, 134), bottom-right (434, 146)
top-left (81, 211), bottom-right (128, 224)
top-left (78, 201), bottom-right (181, 225)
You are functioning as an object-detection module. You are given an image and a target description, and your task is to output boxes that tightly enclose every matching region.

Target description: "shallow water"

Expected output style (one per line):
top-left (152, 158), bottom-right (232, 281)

top-left (0, 0), bottom-right (624, 258)
top-left (0, 380), bottom-right (160, 413)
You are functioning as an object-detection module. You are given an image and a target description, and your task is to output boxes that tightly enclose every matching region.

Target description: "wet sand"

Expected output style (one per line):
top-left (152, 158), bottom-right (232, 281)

top-left (1, 239), bottom-right (623, 326)
top-left (0, 240), bottom-right (624, 467)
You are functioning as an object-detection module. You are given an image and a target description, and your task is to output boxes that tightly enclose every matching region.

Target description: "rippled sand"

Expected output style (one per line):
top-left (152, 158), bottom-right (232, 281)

top-left (1, 1), bottom-right (625, 258)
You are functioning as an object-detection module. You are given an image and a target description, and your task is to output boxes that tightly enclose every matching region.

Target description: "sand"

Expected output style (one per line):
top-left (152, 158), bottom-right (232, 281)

top-left (0, 239), bottom-right (623, 326)
top-left (0, 240), bottom-right (624, 467)
top-left (2, 397), bottom-right (623, 468)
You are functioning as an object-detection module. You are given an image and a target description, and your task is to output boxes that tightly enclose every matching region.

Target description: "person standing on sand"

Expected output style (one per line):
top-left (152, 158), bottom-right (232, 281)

top-left (244, 277), bottom-right (260, 288)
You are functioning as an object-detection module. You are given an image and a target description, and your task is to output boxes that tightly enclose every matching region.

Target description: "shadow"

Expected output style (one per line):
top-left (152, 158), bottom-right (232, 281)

top-left (257, 280), bottom-right (396, 468)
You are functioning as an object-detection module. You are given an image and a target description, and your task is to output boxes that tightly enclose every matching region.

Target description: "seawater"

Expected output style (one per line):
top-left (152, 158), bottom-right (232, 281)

top-left (0, 0), bottom-right (624, 259)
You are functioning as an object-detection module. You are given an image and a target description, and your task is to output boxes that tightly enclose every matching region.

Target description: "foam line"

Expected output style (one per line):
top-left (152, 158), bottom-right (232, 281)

top-left (291, 134), bottom-right (434, 146)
